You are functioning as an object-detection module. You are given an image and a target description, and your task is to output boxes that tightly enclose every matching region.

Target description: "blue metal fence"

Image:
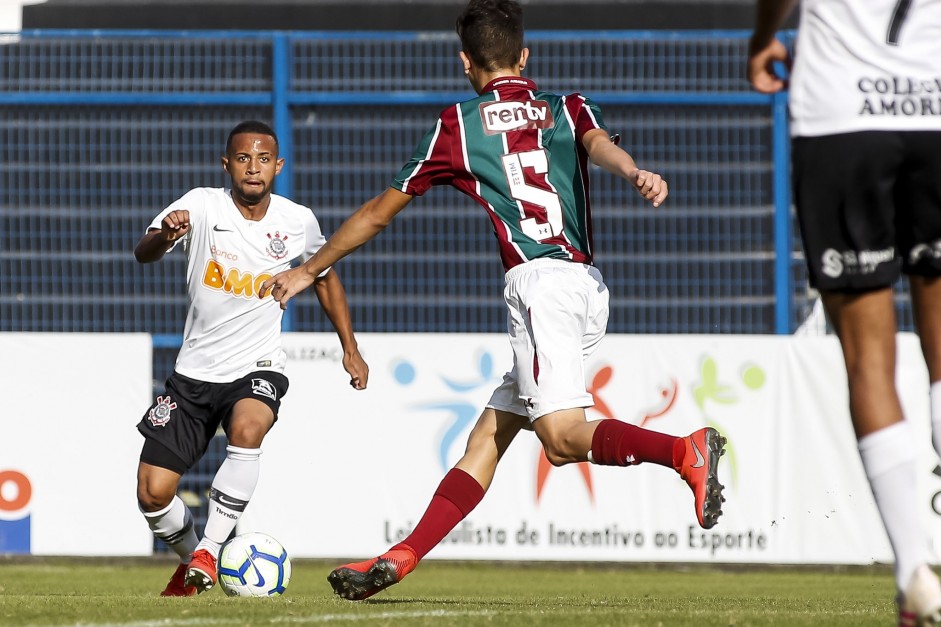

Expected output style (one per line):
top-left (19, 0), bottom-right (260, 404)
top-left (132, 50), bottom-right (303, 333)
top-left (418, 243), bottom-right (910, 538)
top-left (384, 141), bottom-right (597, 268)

top-left (0, 28), bottom-right (812, 341)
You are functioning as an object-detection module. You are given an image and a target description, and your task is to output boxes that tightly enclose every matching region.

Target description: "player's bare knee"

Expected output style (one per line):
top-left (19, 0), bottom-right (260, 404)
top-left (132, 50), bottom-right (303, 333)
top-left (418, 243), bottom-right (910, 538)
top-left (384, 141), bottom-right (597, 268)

top-left (137, 486), bottom-right (173, 512)
top-left (136, 465), bottom-right (178, 512)
top-left (227, 422), bottom-right (269, 448)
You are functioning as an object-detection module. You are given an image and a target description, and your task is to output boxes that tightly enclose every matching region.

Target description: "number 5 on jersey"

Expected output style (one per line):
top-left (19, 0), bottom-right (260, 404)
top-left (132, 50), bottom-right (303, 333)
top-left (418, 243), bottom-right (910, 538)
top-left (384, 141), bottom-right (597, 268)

top-left (502, 149), bottom-right (564, 242)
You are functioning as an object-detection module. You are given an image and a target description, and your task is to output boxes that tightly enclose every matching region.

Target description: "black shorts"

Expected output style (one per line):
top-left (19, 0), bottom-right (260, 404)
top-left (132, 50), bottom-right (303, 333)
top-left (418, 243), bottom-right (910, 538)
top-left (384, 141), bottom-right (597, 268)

top-left (792, 130), bottom-right (941, 292)
top-left (137, 370), bottom-right (289, 474)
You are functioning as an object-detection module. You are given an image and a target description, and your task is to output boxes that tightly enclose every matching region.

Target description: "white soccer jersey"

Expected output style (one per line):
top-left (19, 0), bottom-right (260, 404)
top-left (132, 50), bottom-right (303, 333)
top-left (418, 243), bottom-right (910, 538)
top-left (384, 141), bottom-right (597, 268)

top-left (790, 0), bottom-right (941, 136)
top-left (148, 187), bottom-right (329, 383)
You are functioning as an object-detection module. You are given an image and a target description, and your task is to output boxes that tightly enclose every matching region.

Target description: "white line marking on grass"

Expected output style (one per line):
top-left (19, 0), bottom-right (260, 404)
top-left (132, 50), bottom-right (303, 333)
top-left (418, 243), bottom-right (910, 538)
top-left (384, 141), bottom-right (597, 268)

top-left (39, 609), bottom-right (498, 627)
top-left (272, 610), bottom-right (497, 623)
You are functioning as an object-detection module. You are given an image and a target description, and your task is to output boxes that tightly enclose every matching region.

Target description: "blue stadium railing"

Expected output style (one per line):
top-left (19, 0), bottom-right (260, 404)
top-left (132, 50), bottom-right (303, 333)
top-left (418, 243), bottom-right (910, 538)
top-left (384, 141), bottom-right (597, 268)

top-left (1, 28), bottom-right (810, 344)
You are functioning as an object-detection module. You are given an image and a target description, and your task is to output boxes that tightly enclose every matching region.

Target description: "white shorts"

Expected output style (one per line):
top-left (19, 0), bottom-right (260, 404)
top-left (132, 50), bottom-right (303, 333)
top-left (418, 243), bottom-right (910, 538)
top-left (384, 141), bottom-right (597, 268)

top-left (486, 258), bottom-right (610, 423)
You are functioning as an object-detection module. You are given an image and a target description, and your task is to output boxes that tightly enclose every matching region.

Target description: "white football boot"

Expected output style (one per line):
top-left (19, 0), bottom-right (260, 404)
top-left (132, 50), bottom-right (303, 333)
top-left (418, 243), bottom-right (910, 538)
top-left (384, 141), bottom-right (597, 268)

top-left (898, 565), bottom-right (941, 627)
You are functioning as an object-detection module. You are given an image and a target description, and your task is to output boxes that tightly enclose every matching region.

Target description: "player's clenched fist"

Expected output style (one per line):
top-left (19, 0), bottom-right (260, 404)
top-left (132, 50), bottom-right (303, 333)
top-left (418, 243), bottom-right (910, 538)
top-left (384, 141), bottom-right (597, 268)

top-left (629, 170), bottom-right (668, 208)
top-left (159, 210), bottom-right (191, 242)
top-left (746, 37), bottom-right (790, 95)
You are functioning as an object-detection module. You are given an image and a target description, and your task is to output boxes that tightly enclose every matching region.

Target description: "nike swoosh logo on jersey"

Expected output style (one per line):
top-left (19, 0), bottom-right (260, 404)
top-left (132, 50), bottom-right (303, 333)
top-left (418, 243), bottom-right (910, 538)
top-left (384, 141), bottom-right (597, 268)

top-left (213, 225), bottom-right (232, 232)
top-left (691, 438), bottom-right (706, 469)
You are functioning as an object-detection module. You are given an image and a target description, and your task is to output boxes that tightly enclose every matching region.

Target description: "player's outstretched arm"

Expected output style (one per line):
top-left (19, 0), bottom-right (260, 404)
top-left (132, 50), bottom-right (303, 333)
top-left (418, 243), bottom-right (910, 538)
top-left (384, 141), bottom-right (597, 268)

top-left (312, 268), bottom-right (369, 390)
top-left (582, 129), bottom-right (668, 207)
top-left (134, 209), bottom-right (191, 263)
top-left (747, 0), bottom-right (797, 93)
top-left (260, 187), bottom-right (414, 309)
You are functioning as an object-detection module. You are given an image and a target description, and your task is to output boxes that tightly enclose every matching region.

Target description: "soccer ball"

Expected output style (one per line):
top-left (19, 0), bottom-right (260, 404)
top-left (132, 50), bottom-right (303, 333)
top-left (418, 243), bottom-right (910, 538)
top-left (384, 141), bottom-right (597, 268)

top-left (217, 532), bottom-right (291, 597)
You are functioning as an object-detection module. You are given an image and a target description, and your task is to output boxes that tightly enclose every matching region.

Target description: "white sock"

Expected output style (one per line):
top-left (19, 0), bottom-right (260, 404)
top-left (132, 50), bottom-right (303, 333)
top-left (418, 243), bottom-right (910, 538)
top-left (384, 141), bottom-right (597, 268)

top-left (141, 495), bottom-right (197, 562)
top-left (858, 421), bottom-right (930, 592)
top-left (929, 381), bottom-right (941, 459)
top-left (197, 445), bottom-right (261, 557)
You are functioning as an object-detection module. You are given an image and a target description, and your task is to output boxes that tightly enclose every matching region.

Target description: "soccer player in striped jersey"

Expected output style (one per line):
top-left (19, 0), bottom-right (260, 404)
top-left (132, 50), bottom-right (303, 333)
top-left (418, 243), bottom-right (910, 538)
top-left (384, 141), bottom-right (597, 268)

top-left (135, 120), bottom-right (368, 596)
top-left (749, 0), bottom-right (941, 624)
top-left (264, 0), bottom-right (726, 600)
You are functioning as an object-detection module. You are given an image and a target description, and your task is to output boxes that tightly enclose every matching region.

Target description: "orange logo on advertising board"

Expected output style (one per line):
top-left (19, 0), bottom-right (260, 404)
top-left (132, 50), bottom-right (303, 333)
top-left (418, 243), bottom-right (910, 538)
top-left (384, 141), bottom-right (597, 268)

top-left (0, 469), bottom-right (32, 553)
top-left (0, 470), bottom-right (30, 512)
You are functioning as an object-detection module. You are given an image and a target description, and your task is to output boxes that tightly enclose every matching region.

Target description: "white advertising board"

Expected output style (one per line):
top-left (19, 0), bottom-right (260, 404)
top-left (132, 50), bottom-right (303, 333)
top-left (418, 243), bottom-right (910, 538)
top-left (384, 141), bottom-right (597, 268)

top-left (247, 332), bottom-right (941, 565)
top-left (0, 333), bottom-right (154, 556)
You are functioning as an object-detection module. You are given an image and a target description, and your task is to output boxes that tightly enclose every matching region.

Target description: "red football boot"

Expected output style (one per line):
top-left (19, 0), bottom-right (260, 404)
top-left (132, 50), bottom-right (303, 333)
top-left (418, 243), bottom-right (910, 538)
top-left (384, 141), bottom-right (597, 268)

top-left (184, 549), bottom-right (218, 594)
top-left (675, 427), bottom-right (727, 529)
top-left (160, 562), bottom-right (197, 597)
top-left (327, 546), bottom-right (418, 600)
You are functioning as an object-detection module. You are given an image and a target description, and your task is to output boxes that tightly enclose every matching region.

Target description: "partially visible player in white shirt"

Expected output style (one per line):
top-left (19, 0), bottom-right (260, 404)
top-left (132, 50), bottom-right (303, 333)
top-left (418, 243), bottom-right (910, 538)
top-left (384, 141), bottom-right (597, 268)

top-left (749, 2), bottom-right (941, 625)
top-left (765, 0), bottom-right (941, 137)
top-left (134, 120), bottom-right (369, 597)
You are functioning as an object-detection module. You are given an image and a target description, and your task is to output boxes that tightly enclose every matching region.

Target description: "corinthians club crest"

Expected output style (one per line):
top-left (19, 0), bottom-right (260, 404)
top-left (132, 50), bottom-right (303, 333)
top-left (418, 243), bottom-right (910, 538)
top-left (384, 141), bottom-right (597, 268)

top-left (266, 231), bottom-right (289, 260)
top-left (148, 396), bottom-right (177, 427)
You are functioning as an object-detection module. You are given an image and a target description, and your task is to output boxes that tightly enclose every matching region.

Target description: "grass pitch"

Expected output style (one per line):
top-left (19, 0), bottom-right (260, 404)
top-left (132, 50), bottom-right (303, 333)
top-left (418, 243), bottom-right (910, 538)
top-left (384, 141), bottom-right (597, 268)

top-left (0, 557), bottom-right (898, 626)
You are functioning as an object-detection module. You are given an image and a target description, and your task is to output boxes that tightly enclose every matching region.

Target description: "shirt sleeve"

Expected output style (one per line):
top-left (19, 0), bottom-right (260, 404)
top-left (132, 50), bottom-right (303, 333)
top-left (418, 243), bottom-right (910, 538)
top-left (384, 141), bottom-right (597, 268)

top-left (391, 109), bottom-right (458, 196)
top-left (568, 94), bottom-right (609, 144)
top-left (299, 209), bottom-right (330, 278)
top-left (147, 188), bottom-right (207, 253)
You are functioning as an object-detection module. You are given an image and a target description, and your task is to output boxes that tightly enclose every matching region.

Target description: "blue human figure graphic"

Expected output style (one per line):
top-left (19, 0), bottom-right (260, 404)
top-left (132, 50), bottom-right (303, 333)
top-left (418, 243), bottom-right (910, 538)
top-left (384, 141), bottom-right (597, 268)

top-left (393, 352), bottom-right (496, 471)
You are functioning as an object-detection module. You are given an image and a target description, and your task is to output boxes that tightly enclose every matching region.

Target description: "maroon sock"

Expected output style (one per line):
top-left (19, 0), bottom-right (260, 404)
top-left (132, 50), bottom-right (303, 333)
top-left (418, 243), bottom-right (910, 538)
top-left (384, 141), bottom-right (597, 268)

top-left (589, 419), bottom-right (678, 468)
top-left (394, 468), bottom-right (485, 560)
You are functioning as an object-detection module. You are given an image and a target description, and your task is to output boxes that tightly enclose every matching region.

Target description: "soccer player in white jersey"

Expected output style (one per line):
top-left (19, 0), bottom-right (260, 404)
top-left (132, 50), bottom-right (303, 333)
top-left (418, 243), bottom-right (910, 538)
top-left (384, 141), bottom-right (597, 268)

top-left (749, 1), bottom-right (941, 624)
top-left (134, 120), bottom-right (369, 596)
top-left (263, 0), bottom-right (727, 602)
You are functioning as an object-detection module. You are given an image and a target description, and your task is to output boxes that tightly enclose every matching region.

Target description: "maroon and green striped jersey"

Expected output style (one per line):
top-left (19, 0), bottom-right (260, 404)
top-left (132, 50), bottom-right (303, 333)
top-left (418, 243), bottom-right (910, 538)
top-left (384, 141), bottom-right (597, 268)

top-left (392, 76), bottom-right (609, 271)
